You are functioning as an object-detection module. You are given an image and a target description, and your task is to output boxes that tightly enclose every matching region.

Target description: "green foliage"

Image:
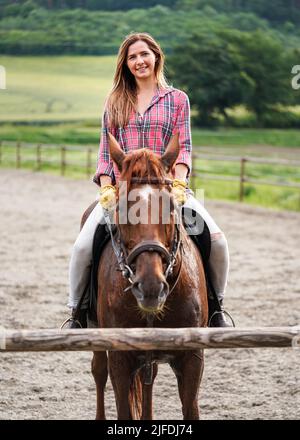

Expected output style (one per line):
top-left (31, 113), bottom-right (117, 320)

top-left (168, 30), bottom-right (251, 126)
top-left (0, 1), bottom-right (300, 55)
top-left (259, 110), bottom-right (300, 129)
top-left (0, 0), bottom-right (175, 12)
top-left (234, 31), bottom-right (294, 122)
top-left (175, 0), bottom-right (300, 25)
top-left (169, 29), bottom-right (299, 127)
top-left (19, 0), bottom-right (38, 17)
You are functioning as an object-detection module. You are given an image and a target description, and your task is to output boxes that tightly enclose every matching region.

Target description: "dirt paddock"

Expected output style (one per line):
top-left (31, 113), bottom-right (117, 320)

top-left (0, 169), bottom-right (299, 420)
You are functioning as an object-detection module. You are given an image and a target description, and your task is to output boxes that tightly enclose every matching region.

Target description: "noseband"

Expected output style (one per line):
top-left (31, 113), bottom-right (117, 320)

top-left (103, 177), bottom-right (182, 291)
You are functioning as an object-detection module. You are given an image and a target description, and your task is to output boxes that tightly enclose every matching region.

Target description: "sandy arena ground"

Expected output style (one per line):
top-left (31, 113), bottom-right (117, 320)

top-left (0, 169), bottom-right (299, 420)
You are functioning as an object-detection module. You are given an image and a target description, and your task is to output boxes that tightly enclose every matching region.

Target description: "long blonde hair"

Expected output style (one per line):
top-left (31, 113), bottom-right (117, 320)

top-left (106, 32), bottom-right (170, 129)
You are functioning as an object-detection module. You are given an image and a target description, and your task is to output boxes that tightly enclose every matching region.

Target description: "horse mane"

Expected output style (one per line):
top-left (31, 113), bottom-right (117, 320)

top-left (119, 148), bottom-right (167, 193)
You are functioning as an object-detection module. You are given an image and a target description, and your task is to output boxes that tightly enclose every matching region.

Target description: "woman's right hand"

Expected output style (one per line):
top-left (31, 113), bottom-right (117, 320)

top-left (99, 184), bottom-right (116, 211)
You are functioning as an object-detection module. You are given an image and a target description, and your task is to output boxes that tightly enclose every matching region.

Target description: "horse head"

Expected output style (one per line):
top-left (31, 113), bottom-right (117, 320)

top-left (108, 133), bottom-right (181, 314)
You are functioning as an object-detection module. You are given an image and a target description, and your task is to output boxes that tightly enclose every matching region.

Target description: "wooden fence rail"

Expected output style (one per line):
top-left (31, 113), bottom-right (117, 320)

top-left (192, 152), bottom-right (300, 201)
top-left (0, 327), bottom-right (299, 352)
top-left (0, 141), bottom-right (96, 177)
top-left (1, 141), bottom-right (300, 203)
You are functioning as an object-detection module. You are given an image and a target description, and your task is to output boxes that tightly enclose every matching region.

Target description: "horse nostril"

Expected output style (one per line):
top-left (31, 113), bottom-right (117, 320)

top-left (131, 281), bottom-right (143, 300)
top-left (133, 280), bottom-right (168, 303)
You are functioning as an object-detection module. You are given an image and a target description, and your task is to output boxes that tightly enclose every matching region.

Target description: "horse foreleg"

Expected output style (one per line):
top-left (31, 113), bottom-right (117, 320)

top-left (140, 363), bottom-right (158, 420)
top-left (171, 350), bottom-right (204, 420)
top-left (109, 352), bottom-right (139, 420)
top-left (91, 351), bottom-right (108, 420)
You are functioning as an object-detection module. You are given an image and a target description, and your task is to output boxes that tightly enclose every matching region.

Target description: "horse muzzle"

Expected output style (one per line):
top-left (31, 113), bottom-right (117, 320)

top-left (131, 280), bottom-right (169, 313)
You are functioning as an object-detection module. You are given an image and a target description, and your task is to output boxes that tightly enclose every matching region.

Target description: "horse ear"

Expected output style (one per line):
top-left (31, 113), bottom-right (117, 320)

top-left (108, 133), bottom-right (125, 172)
top-left (161, 133), bottom-right (180, 172)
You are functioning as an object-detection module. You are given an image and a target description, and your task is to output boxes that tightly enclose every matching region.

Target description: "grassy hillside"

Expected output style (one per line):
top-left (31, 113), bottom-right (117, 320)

top-left (0, 55), bottom-right (115, 122)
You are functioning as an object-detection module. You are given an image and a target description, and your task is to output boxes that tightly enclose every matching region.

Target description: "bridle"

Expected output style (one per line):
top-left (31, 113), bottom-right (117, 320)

top-left (103, 177), bottom-right (182, 294)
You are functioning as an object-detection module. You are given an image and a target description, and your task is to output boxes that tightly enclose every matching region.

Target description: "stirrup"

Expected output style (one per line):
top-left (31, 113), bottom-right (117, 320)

top-left (60, 317), bottom-right (83, 329)
top-left (208, 309), bottom-right (235, 328)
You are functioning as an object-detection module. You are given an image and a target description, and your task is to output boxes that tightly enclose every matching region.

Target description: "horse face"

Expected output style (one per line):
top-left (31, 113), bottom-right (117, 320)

top-left (119, 184), bottom-right (176, 313)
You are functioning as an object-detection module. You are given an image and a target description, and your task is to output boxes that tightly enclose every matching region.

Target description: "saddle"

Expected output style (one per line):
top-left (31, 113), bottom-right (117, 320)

top-left (78, 209), bottom-right (220, 327)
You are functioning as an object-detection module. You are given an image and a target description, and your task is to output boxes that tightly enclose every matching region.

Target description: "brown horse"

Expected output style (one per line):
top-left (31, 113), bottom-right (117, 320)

top-left (91, 134), bottom-right (208, 420)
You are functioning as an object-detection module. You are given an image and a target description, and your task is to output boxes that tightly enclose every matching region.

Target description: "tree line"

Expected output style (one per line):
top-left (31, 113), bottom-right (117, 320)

top-left (1, 0), bottom-right (300, 24)
top-left (1, 1), bottom-right (300, 56)
top-left (0, 0), bottom-right (174, 12)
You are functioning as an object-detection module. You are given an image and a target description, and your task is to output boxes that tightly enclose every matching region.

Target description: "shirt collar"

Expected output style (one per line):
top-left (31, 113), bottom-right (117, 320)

top-left (157, 86), bottom-right (174, 98)
top-left (149, 86), bottom-right (173, 107)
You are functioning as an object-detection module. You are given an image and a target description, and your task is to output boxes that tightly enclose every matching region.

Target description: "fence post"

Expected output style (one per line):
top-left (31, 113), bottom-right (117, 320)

top-left (36, 144), bottom-right (42, 171)
top-left (16, 142), bottom-right (21, 169)
top-left (61, 146), bottom-right (66, 176)
top-left (86, 148), bottom-right (92, 178)
top-left (239, 158), bottom-right (246, 202)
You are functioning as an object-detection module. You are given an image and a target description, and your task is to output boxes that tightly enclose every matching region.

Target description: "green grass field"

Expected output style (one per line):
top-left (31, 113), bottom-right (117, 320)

top-left (1, 122), bottom-right (300, 150)
top-left (0, 55), bottom-right (115, 122)
top-left (0, 55), bottom-right (300, 211)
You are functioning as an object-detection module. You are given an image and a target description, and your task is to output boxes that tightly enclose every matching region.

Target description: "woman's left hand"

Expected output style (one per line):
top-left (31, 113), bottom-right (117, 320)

top-left (172, 179), bottom-right (187, 205)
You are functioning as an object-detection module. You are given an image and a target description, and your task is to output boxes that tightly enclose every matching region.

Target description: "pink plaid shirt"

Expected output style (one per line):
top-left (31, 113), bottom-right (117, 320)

top-left (93, 87), bottom-right (192, 186)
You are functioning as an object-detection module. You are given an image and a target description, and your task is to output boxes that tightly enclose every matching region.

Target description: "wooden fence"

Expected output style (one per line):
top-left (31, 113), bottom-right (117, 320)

top-left (1, 140), bottom-right (300, 202)
top-left (0, 327), bottom-right (299, 352)
top-left (0, 140), bottom-right (94, 177)
top-left (191, 151), bottom-right (300, 201)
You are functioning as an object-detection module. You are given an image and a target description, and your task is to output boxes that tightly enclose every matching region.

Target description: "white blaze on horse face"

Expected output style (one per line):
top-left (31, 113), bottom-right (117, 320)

top-left (128, 187), bottom-right (150, 225)
top-left (127, 185), bottom-right (173, 225)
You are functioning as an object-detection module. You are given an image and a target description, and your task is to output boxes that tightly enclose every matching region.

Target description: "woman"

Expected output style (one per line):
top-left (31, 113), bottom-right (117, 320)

top-left (66, 32), bottom-right (232, 328)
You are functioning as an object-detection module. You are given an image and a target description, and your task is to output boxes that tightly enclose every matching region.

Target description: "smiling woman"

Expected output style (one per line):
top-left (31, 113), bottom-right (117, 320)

top-left (66, 32), bottom-right (232, 334)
